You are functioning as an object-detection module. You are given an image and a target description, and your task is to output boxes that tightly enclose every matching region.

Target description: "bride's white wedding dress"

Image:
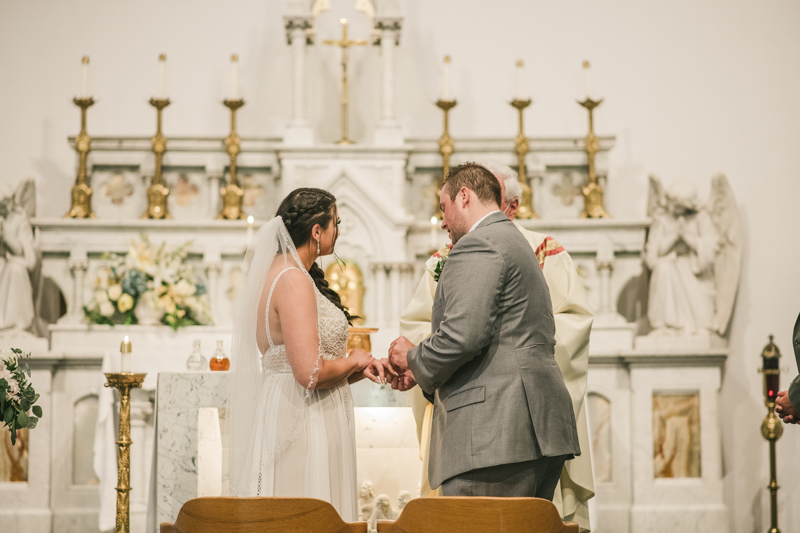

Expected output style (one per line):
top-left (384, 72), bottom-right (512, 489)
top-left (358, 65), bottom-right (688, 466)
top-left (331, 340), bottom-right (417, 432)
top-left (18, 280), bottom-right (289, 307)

top-left (228, 219), bottom-right (358, 522)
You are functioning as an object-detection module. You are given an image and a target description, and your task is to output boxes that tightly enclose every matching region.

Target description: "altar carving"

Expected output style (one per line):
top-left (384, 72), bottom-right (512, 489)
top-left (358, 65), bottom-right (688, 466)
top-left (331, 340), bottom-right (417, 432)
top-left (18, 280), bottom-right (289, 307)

top-left (640, 174), bottom-right (741, 348)
top-left (326, 259), bottom-right (365, 323)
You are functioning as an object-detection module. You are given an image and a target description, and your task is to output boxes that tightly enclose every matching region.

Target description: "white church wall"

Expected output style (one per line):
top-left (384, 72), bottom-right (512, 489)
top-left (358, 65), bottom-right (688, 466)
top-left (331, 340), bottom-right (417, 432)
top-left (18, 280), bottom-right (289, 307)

top-left (2, 1), bottom-right (800, 532)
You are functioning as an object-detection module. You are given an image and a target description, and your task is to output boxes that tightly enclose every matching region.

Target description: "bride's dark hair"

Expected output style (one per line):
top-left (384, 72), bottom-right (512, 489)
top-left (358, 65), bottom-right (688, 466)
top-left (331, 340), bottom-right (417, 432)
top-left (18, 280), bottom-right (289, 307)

top-left (276, 188), bottom-right (357, 325)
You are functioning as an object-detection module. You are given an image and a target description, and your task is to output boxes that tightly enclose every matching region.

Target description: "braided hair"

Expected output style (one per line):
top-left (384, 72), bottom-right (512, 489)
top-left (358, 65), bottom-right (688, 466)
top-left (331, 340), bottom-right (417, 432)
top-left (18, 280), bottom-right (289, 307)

top-left (276, 188), bottom-right (358, 325)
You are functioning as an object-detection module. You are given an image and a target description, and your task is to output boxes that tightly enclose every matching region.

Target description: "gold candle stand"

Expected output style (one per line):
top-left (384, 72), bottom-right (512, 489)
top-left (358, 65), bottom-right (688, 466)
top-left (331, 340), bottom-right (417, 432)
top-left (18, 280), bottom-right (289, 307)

top-left (510, 99), bottom-right (537, 219)
top-left (218, 98), bottom-right (247, 220)
top-left (142, 98), bottom-right (171, 219)
top-left (66, 95), bottom-right (96, 218)
top-left (434, 99), bottom-right (457, 214)
top-left (104, 372), bottom-right (147, 533)
top-left (577, 97), bottom-right (611, 219)
top-left (759, 336), bottom-right (782, 533)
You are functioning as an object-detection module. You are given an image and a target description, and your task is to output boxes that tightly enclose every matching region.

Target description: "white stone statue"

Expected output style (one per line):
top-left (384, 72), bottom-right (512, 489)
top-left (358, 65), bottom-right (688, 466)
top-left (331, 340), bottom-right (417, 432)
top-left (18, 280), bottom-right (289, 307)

top-left (358, 480), bottom-right (377, 521)
top-left (0, 178), bottom-right (40, 333)
top-left (397, 490), bottom-right (412, 511)
top-left (367, 494), bottom-right (397, 532)
top-left (643, 174), bottom-right (741, 346)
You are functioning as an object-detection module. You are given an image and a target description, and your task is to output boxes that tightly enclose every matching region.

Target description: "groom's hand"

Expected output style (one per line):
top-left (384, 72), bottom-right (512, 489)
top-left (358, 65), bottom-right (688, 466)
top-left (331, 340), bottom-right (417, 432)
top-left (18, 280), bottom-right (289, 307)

top-left (388, 336), bottom-right (414, 375)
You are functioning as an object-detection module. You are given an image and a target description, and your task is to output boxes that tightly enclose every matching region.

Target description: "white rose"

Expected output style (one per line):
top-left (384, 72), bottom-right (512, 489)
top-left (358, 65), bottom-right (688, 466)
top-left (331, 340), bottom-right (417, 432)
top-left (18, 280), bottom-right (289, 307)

top-left (0, 348), bottom-right (14, 363)
top-left (107, 284), bottom-right (123, 301)
top-left (175, 279), bottom-right (196, 297)
top-left (6, 377), bottom-right (19, 401)
top-left (425, 255), bottom-right (439, 273)
top-left (117, 293), bottom-right (134, 313)
top-left (100, 302), bottom-right (115, 317)
top-left (0, 364), bottom-right (13, 384)
top-left (95, 290), bottom-right (110, 304)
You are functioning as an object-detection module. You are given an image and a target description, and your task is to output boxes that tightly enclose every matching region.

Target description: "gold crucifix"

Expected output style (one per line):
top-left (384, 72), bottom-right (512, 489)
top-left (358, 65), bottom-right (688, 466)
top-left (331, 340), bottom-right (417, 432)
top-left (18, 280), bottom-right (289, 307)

top-left (323, 18), bottom-right (367, 144)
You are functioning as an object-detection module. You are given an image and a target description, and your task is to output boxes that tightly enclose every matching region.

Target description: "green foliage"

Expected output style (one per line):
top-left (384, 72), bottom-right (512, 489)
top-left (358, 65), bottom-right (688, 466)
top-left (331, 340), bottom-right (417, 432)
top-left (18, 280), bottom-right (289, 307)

top-left (0, 349), bottom-right (43, 446)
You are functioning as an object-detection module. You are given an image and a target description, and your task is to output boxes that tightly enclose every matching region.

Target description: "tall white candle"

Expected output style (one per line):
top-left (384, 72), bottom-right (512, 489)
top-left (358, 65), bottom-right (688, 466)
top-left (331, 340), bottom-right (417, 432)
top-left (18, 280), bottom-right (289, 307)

top-left (441, 56), bottom-right (452, 101)
top-left (81, 56), bottom-right (90, 98)
top-left (514, 59), bottom-right (525, 100)
top-left (230, 54), bottom-right (239, 100)
top-left (583, 60), bottom-right (593, 100)
top-left (120, 335), bottom-right (132, 372)
top-left (246, 215), bottom-right (254, 245)
top-left (157, 54), bottom-right (167, 98)
top-left (430, 216), bottom-right (438, 248)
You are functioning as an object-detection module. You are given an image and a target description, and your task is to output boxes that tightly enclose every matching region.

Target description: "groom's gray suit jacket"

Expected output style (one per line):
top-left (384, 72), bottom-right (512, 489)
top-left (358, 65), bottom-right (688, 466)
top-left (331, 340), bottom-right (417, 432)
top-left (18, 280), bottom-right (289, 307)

top-left (407, 212), bottom-right (581, 489)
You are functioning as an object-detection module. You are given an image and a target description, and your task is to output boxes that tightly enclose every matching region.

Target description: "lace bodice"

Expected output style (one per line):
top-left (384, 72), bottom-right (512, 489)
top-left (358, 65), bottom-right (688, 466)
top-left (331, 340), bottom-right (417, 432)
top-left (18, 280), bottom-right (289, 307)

top-left (261, 267), bottom-right (349, 375)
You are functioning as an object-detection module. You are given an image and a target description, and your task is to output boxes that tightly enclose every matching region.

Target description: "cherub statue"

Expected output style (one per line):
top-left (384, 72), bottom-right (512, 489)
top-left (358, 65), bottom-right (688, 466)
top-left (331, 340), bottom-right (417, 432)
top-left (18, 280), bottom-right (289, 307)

top-left (0, 178), bottom-right (40, 332)
top-left (644, 174), bottom-right (741, 343)
top-left (358, 480), bottom-right (377, 521)
top-left (367, 494), bottom-right (397, 532)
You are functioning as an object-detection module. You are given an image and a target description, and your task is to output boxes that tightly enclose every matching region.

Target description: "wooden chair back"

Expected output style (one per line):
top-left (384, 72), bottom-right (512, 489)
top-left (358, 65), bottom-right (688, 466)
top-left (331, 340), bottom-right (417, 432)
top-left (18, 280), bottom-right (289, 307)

top-left (376, 497), bottom-right (579, 533)
top-left (159, 497), bottom-right (367, 533)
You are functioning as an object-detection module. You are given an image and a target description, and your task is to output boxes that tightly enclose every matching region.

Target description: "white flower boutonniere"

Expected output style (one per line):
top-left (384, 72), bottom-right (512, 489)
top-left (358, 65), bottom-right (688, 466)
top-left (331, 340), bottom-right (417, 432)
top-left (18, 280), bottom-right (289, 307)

top-left (425, 245), bottom-right (453, 282)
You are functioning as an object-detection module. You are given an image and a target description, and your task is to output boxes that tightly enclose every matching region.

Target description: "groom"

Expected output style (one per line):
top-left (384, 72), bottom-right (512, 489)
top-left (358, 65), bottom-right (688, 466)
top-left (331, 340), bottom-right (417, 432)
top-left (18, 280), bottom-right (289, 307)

top-left (387, 162), bottom-right (580, 499)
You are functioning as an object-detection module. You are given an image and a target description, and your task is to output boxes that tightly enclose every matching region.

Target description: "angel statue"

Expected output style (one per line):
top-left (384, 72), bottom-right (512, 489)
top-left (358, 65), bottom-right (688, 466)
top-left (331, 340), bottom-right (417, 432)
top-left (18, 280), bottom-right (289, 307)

top-left (643, 174), bottom-right (741, 345)
top-left (0, 179), bottom-right (40, 332)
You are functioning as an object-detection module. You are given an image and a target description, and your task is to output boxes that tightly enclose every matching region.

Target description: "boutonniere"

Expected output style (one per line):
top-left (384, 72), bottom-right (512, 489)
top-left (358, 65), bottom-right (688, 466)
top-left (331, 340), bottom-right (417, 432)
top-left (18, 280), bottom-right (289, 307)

top-left (425, 245), bottom-right (453, 282)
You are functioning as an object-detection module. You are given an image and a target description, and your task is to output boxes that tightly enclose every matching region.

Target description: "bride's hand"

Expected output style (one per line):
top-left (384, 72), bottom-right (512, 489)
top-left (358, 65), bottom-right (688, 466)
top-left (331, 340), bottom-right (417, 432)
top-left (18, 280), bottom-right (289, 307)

top-left (348, 349), bottom-right (375, 373)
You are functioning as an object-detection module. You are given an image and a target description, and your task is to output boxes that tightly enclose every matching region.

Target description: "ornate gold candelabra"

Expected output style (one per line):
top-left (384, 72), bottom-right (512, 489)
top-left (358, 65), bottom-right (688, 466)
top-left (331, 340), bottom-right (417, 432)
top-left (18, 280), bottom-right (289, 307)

top-left (66, 84), bottom-right (96, 218)
top-left (324, 18), bottom-right (367, 145)
top-left (577, 97), bottom-right (611, 218)
top-left (218, 97), bottom-right (246, 220)
top-left (434, 99), bottom-right (457, 214)
top-left (105, 372), bottom-right (147, 533)
top-left (510, 99), bottom-right (537, 219)
top-left (759, 335), bottom-right (782, 533)
top-left (142, 97), bottom-right (171, 219)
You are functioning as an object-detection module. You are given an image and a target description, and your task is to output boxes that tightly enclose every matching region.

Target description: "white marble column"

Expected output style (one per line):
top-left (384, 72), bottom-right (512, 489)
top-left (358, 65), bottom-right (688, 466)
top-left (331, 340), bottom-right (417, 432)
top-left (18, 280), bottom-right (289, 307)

top-left (389, 264), bottom-right (401, 324)
top-left (61, 246), bottom-right (88, 324)
top-left (590, 235), bottom-right (636, 351)
top-left (283, 16), bottom-right (314, 146)
top-left (371, 263), bottom-right (387, 325)
top-left (203, 245), bottom-right (223, 326)
top-left (373, 18), bottom-right (404, 146)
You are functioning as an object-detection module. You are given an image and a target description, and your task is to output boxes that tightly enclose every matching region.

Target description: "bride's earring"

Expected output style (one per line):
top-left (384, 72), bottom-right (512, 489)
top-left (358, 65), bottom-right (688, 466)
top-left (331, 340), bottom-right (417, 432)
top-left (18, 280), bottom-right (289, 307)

top-left (316, 239), bottom-right (321, 258)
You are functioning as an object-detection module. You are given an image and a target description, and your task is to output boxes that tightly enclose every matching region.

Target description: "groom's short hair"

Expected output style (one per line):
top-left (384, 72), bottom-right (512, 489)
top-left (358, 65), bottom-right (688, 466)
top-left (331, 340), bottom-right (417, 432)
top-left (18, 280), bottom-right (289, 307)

top-left (444, 162), bottom-right (502, 208)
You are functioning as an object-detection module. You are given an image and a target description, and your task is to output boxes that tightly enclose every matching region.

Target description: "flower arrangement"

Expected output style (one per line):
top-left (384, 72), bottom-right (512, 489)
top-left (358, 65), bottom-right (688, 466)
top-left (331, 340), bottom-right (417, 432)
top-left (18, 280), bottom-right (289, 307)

top-left (0, 348), bottom-right (42, 446)
top-left (424, 244), bottom-right (453, 283)
top-left (83, 234), bottom-right (212, 330)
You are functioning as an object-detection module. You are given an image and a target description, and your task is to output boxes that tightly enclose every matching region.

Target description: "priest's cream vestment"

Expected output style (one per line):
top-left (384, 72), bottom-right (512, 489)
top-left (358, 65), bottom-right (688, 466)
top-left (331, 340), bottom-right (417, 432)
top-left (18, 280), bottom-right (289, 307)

top-left (400, 223), bottom-right (595, 531)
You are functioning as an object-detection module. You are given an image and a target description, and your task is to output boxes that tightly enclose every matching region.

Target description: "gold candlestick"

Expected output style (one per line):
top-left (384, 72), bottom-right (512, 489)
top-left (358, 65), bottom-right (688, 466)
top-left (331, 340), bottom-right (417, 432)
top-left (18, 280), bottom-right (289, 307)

top-left (142, 97), bottom-right (171, 219)
top-left (324, 18), bottom-right (367, 145)
top-left (218, 97), bottom-right (246, 220)
top-left (105, 372), bottom-right (147, 533)
top-left (510, 98), bottom-right (537, 219)
top-left (66, 59), bottom-right (97, 219)
top-left (434, 99), bottom-right (457, 214)
top-left (759, 336), bottom-right (782, 533)
top-left (577, 96), bottom-right (611, 218)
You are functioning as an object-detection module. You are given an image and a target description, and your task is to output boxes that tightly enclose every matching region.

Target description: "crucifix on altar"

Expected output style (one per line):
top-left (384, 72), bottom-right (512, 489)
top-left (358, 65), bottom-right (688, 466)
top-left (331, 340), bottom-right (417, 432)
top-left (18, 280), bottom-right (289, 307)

top-left (323, 18), bottom-right (367, 144)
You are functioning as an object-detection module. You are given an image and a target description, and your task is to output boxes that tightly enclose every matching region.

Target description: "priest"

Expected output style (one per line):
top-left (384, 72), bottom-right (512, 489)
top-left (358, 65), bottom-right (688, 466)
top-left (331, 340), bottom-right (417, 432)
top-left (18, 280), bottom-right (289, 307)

top-left (400, 162), bottom-right (595, 531)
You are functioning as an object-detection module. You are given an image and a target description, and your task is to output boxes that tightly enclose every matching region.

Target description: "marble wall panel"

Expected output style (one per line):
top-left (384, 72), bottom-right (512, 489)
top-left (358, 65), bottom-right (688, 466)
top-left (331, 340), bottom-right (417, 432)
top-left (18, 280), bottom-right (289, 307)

top-left (652, 392), bottom-right (701, 478)
top-left (91, 166), bottom-right (145, 219)
top-left (587, 393), bottom-right (612, 483)
top-left (164, 168), bottom-right (209, 220)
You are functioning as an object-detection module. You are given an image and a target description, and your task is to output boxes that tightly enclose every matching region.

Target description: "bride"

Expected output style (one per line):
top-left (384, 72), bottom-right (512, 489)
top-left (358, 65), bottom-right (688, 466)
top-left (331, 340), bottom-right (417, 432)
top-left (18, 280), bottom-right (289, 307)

top-left (227, 188), bottom-right (389, 520)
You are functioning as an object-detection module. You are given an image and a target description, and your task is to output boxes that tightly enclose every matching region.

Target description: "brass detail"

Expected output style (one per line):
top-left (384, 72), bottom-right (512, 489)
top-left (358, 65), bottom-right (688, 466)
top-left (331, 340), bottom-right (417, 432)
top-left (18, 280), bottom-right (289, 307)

top-left (323, 18), bottom-right (367, 145)
top-left (142, 98), bottom-right (172, 219)
top-left (66, 97), bottom-right (97, 218)
top-left (759, 335), bottom-right (783, 533)
top-left (577, 97), bottom-right (611, 219)
top-left (434, 99), bottom-right (457, 215)
top-left (348, 327), bottom-right (378, 353)
top-left (218, 99), bottom-right (247, 220)
top-left (104, 372), bottom-right (147, 533)
top-left (325, 260), bottom-right (365, 324)
top-left (510, 99), bottom-right (537, 219)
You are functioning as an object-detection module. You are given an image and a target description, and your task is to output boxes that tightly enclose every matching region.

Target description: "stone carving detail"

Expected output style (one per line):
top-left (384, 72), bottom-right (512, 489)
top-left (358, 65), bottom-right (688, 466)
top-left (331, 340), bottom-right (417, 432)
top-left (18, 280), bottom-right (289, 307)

top-left (358, 480), bottom-right (377, 521)
top-left (642, 174), bottom-right (741, 346)
top-left (368, 494), bottom-right (397, 532)
top-left (587, 392), bottom-right (612, 483)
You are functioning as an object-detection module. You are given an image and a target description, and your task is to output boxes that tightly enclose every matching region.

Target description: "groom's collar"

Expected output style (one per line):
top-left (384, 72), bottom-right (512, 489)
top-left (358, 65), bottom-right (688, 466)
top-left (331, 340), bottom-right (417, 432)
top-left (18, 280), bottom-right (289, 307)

top-left (469, 210), bottom-right (506, 233)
